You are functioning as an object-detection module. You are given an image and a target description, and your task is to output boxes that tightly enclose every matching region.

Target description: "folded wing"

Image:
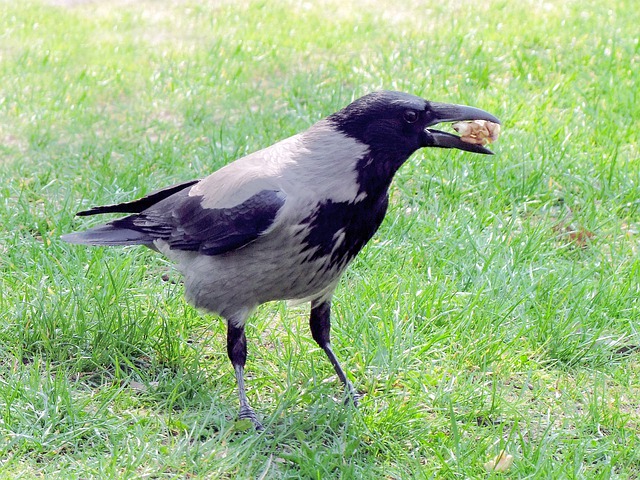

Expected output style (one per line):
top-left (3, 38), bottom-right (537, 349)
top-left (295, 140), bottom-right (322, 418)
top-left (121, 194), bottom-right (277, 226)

top-left (62, 182), bottom-right (287, 256)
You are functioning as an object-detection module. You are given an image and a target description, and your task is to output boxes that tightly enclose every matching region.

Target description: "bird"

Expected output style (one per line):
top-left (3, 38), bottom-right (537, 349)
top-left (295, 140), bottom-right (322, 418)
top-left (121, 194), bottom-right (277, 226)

top-left (62, 91), bottom-right (500, 429)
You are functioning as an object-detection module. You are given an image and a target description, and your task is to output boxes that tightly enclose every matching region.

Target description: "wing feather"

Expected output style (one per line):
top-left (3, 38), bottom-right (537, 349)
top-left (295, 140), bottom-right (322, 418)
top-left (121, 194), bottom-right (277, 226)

top-left (76, 179), bottom-right (200, 216)
top-left (142, 188), bottom-right (286, 254)
top-left (63, 186), bottom-right (287, 255)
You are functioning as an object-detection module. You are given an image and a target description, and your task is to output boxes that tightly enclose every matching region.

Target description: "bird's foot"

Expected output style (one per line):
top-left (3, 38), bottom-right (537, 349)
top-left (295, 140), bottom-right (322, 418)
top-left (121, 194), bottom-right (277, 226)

top-left (238, 405), bottom-right (264, 430)
top-left (344, 388), bottom-right (362, 407)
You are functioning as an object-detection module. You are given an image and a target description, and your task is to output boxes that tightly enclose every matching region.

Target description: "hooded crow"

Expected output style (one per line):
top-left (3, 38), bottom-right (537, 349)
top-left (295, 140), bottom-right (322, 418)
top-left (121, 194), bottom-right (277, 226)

top-left (62, 91), bottom-right (500, 429)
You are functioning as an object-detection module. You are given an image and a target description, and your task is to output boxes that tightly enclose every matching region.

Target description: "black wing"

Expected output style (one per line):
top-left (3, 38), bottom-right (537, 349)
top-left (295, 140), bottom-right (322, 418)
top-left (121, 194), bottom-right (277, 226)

top-left (76, 179), bottom-right (200, 216)
top-left (63, 188), bottom-right (287, 256)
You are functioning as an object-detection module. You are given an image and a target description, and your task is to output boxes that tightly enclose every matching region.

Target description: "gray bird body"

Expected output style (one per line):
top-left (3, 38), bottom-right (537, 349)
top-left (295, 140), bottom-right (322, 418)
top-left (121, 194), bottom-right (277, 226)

top-left (172, 120), bottom-right (372, 321)
top-left (63, 91), bottom-right (500, 428)
top-left (67, 120), bottom-right (375, 321)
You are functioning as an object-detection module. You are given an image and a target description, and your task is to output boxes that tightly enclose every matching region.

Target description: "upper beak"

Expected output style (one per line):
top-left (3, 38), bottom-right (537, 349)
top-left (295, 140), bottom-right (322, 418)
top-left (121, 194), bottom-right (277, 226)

top-left (421, 102), bottom-right (501, 154)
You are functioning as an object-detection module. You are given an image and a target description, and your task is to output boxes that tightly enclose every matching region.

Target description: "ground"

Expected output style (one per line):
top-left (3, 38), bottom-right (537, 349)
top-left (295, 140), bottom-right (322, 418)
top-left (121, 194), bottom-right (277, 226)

top-left (0, 0), bottom-right (639, 478)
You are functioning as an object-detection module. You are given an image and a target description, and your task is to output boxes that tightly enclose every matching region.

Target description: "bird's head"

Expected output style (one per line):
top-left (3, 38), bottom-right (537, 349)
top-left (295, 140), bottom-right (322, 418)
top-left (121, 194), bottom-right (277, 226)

top-left (326, 91), bottom-right (500, 184)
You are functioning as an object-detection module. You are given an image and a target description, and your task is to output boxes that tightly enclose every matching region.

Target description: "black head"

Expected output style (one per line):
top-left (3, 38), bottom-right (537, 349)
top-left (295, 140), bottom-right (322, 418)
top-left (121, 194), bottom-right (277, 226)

top-left (328, 90), bottom-right (501, 159)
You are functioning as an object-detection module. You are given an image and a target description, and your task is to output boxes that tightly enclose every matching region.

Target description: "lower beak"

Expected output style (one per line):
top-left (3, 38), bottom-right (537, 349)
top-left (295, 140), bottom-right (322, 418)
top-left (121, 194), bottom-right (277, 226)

top-left (421, 102), bottom-right (501, 154)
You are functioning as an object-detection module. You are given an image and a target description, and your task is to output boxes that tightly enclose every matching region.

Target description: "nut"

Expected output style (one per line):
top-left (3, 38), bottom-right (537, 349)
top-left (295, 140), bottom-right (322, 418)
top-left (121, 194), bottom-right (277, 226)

top-left (452, 120), bottom-right (501, 145)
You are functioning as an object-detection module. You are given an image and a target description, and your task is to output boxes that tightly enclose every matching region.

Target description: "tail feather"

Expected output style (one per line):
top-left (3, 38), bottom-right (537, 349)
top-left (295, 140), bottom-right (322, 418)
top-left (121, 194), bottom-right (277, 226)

top-left (63, 179), bottom-right (199, 247)
top-left (61, 223), bottom-right (154, 246)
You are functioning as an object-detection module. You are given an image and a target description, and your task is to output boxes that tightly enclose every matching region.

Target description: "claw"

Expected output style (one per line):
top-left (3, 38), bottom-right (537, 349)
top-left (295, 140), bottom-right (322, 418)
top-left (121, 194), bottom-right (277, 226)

top-left (239, 404), bottom-right (264, 430)
top-left (344, 389), bottom-right (362, 407)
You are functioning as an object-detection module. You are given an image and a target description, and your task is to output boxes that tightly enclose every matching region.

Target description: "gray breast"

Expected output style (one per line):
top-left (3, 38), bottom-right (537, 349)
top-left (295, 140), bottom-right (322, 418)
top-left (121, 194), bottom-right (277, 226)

top-left (159, 224), bottom-right (347, 318)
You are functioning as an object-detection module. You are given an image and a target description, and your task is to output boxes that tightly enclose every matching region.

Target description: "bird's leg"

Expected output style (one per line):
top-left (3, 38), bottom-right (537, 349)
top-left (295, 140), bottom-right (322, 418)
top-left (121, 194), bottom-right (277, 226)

top-left (309, 299), bottom-right (359, 405)
top-left (227, 322), bottom-right (263, 429)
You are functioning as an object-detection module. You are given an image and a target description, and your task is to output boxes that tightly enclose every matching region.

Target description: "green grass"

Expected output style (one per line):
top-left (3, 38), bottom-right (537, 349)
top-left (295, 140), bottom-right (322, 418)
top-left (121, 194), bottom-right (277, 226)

top-left (1, 0), bottom-right (639, 477)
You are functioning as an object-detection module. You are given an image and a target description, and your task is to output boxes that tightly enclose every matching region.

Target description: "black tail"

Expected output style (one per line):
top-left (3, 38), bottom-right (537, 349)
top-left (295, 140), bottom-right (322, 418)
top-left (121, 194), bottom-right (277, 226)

top-left (63, 179), bottom-right (199, 246)
top-left (61, 222), bottom-right (155, 246)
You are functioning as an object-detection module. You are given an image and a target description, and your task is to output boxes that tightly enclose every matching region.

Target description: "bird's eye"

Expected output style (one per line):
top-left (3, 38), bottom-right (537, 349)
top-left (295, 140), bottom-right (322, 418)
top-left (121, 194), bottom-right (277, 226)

top-left (403, 110), bottom-right (419, 123)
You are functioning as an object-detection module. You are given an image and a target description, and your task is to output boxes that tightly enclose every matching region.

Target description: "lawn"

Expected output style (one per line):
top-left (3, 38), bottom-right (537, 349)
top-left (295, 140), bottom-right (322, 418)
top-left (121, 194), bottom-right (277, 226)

top-left (1, 0), bottom-right (639, 478)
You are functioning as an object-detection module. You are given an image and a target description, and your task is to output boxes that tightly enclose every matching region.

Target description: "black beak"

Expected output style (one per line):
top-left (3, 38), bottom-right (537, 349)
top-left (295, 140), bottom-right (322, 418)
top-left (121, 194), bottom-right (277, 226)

top-left (421, 102), bottom-right (501, 154)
